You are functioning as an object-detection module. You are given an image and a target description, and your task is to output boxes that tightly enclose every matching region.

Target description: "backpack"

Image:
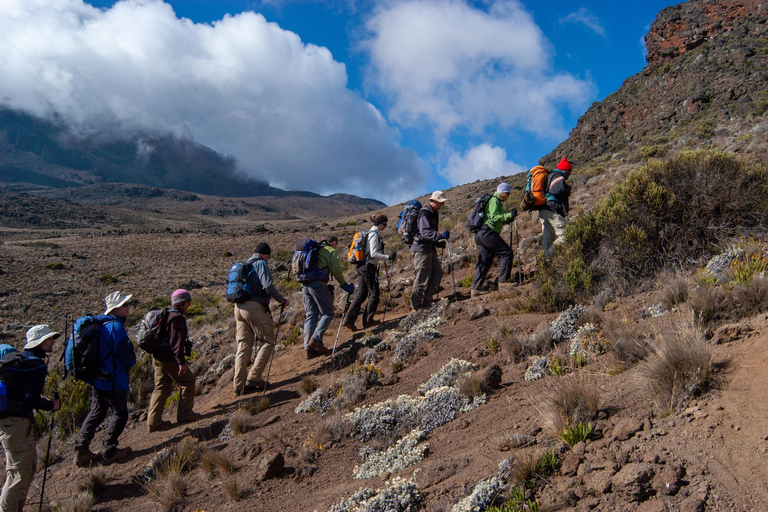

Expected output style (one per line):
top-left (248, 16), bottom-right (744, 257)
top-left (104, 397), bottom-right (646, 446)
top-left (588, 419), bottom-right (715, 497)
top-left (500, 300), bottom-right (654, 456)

top-left (347, 230), bottom-right (371, 264)
top-left (136, 308), bottom-right (171, 354)
top-left (397, 200), bottom-right (422, 246)
top-left (64, 316), bottom-right (113, 382)
top-left (520, 165), bottom-right (549, 211)
top-left (226, 261), bottom-right (255, 303)
top-left (466, 193), bottom-right (493, 233)
top-left (0, 344), bottom-right (45, 414)
top-left (292, 238), bottom-right (330, 284)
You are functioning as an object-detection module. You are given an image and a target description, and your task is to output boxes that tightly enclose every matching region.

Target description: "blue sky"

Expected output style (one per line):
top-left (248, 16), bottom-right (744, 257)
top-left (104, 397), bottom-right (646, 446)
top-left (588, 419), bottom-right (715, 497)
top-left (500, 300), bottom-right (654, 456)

top-left (0, 0), bottom-right (679, 203)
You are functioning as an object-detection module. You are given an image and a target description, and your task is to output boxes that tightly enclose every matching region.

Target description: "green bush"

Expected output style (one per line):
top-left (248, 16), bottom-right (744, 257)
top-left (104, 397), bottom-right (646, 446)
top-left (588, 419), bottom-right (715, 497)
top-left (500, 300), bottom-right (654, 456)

top-left (99, 274), bottom-right (118, 285)
top-left (40, 367), bottom-right (91, 438)
top-left (45, 262), bottom-right (64, 270)
top-left (559, 421), bottom-right (592, 446)
top-left (130, 352), bottom-right (155, 408)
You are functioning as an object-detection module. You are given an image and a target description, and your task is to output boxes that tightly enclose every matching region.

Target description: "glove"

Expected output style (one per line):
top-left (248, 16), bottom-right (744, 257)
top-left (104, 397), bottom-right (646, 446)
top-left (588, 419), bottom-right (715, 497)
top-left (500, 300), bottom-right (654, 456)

top-left (442, 230), bottom-right (450, 240)
top-left (509, 208), bottom-right (518, 221)
top-left (327, 284), bottom-right (335, 295)
top-left (435, 241), bottom-right (446, 249)
top-left (341, 282), bottom-right (355, 294)
top-left (389, 251), bottom-right (397, 261)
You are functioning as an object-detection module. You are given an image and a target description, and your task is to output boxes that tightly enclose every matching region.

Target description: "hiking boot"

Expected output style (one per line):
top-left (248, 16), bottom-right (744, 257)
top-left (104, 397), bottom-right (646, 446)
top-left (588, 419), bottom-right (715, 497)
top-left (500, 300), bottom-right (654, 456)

top-left (343, 322), bottom-right (357, 332)
top-left (308, 339), bottom-right (331, 356)
top-left (177, 411), bottom-right (203, 424)
top-left (102, 447), bottom-right (132, 466)
top-left (471, 288), bottom-right (490, 298)
top-left (362, 319), bottom-right (380, 329)
top-left (147, 420), bottom-right (173, 433)
top-left (74, 449), bottom-right (101, 468)
top-left (244, 379), bottom-right (268, 393)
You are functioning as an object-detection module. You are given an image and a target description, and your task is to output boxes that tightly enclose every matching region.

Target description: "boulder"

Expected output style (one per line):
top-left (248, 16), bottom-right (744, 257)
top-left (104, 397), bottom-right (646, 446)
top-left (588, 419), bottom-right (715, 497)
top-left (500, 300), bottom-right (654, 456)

top-left (477, 364), bottom-right (502, 390)
top-left (611, 462), bottom-right (655, 500)
top-left (611, 417), bottom-right (645, 441)
top-left (254, 450), bottom-right (285, 481)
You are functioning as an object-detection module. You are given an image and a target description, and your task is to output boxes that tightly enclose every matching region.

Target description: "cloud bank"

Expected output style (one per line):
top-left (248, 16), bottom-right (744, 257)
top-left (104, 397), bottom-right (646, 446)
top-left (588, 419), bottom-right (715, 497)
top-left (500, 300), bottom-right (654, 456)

top-left (363, 0), bottom-right (595, 186)
top-left (0, 0), bottom-right (426, 202)
top-left (439, 144), bottom-right (525, 185)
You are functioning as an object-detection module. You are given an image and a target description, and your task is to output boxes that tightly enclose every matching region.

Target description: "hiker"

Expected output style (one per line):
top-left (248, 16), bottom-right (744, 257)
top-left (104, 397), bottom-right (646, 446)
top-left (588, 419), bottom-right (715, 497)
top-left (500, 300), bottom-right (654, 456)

top-left (410, 191), bottom-right (449, 311)
top-left (303, 236), bottom-right (355, 359)
top-left (0, 325), bottom-right (60, 512)
top-left (540, 158), bottom-right (572, 258)
top-left (472, 183), bottom-right (517, 297)
top-left (147, 289), bottom-right (199, 432)
top-left (345, 214), bottom-right (396, 331)
top-left (233, 242), bottom-right (289, 396)
top-left (74, 291), bottom-right (136, 467)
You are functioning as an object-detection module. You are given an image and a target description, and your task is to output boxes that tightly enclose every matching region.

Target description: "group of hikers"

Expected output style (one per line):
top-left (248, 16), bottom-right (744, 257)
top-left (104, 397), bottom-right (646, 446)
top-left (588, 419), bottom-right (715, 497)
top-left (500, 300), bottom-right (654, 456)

top-left (0, 158), bottom-right (573, 511)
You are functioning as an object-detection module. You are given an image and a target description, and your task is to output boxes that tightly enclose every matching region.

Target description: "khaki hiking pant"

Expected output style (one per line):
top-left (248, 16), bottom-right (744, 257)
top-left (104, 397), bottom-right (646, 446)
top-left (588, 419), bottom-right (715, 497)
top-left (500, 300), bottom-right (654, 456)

top-left (539, 209), bottom-right (566, 258)
top-left (0, 417), bottom-right (35, 512)
top-left (411, 250), bottom-right (442, 309)
top-left (147, 358), bottom-right (197, 427)
top-left (234, 301), bottom-right (275, 392)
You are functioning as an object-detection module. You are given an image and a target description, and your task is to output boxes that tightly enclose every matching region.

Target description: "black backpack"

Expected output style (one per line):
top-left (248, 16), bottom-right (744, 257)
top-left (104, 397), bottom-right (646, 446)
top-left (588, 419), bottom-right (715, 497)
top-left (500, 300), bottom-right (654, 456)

top-left (466, 193), bottom-right (493, 233)
top-left (292, 238), bottom-right (330, 284)
top-left (136, 308), bottom-right (171, 354)
top-left (0, 344), bottom-right (46, 414)
top-left (397, 200), bottom-right (422, 246)
top-left (64, 315), bottom-right (113, 382)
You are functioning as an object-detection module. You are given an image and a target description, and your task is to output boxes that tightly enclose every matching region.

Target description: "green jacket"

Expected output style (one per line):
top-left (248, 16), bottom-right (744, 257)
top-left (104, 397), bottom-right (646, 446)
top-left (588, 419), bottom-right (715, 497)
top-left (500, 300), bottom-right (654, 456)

top-left (484, 193), bottom-right (514, 234)
top-left (318, 245), bottom-right (345, 286)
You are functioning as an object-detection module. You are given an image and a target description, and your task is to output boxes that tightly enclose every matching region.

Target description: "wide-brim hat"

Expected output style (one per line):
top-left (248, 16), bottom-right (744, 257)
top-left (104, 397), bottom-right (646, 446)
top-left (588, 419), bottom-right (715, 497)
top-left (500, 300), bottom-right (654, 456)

top-left (24, 324), bottom-right (60, 350)
top-left (429, 191), bottom-right (448, 203)
top-left (104, 291), bottom-right (133, 315)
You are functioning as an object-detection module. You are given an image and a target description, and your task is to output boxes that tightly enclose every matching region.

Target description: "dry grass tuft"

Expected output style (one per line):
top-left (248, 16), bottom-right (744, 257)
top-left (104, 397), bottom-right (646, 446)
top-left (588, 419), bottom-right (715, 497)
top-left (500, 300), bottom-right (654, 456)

top-left (76, 466), bottom-right (110, 495)
top-left (255, 396), bottom-right (271, 412)
top-left (502, 327), bottom-right (552, 363)
top-left (144, 464), bottom-right (187, 512)
top-left (63, 490), bottom-right (95, 512)
top-left (301, 377), bottom-right (319, 395)
top-left (689, 284), bottom-right (728, 326)
top-left (37, 435), bottom-right (66, 469)
top-left (639, 322), bottom-right (712, 413)
top-left (200, 449), bottom-right (236, 478)
top-left (731, 275), bottom-right (768, 315)
top-left (604, 319), bottom-right (650, 370)
top-left (659, 273), bottom-right (689, 309)
top-left (230, 408), bottom-right (257, 435)
top-left (457, 374), bottom-right (485, 399)
top-left (225, 475), bottom-right (241, 501)
top-left (540, 375), bottom-right (600, 438)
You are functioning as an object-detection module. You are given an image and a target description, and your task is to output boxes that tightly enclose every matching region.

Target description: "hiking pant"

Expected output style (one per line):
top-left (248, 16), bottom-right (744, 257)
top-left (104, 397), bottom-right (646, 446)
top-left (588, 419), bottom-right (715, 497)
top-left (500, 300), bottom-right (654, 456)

top-left (473, 226), bottom-right (513, 290)
top-left (539, 209), bottom-right (566, 258)
top-left (346, 263), bottom-right (380, 327)
top-left (302, 282), bottom-right (335, 348)
top-left (0, 417), bottom-right (35, 512)
top-left (74, 388), bottom-right (128, 459)
top-left (234, 300), bottom-right (275, 391)
top-left (147, 358), bottom-right (196, 427)
top-left (411, 250), bottom-right (442, 308)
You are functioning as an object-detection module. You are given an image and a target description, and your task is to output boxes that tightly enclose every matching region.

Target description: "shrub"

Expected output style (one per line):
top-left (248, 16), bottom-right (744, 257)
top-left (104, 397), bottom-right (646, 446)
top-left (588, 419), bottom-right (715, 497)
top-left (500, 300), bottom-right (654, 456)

top-left (604, 319), bottom-right (649, 370)
top-left (488, 487), bottom-right (540, 512)
top-left (129, 352), bottom-right (155, 408)
top-left (639, 323), bottom-right (711, 412)
top-left (659, 274), bottom-right (689, 309)
top-left (281, 326), bottom-right (302, 347)
top-left (730, 250), bottom-right (768, 284)
top-left (731, 275), bottom-right (768, 316)
top-left (459, 275), bottom-right (473, 288)
top-left (510, 449), bottom-right (560, 488)
top-left (548, 357), bottom-right (566, 377)
top-left (41, 367), bottom-right (91, 437)
top-left (99, 273), bottom-right (118, 285)
top-left (559, 421), bottom-right (592, 446)
top-left (486, 338), bottom-right (500, 353)
top-left (45, 262), bottom-right (64, 270)
top-left (540, 375), bottom-right (600, 439)
top-left (689, 284), bottom-right (729, 326)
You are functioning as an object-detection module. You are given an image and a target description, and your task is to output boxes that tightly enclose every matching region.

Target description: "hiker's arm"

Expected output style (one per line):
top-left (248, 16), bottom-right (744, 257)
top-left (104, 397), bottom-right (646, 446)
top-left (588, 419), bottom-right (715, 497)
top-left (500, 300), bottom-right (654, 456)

top-left (327, 250), bottom-right (346, 286)
top-left (417, 212), bottom-right (442, 243)
top-left (23, 366), bottom-right (55, 411)
top-left (367, 232), bottom-right (389, 261)
top-left (115, 330), bottom-right (137, 369)
top-left (256, 261), bottom-right (286, 304)
top-left (487, 196), bottom-right (514, 225)
top-left (548, 174), bottom-right (568, 200)
top-left (168, 316), bottom-right (187, 366)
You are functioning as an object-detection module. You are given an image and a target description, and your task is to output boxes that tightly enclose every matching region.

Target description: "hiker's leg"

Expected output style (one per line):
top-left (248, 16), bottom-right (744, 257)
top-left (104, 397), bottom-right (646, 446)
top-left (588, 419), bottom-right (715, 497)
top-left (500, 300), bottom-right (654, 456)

top-left (482, 230), bottom-right (513, 282)
top-left (0, 417), bottom-right (35, 512)
top-left (363, 264), bottom-right (380, 326)
top-left (411, 251), bottom-right (431, 308)
top-left (171, 362), bottom-right (197, 420)
top-left (248, 303), bottom-right (275, 382)
top-left (425, 250), bottom-right (443, 300)
top-left (308, 283), bottom-right (334, 343)
top-left (74, 387), bottom-right (109, 453)
top-left (234, 302), bottom-right (256, 393)
top-left (302, 285), bottom-right (319, 349)
top-left (346, 265), bottom-right (368, 325)
top-left (473, 230), bottom-right (494, 289)
top-left (549, 212), bottom-right (567, 257)
top-left (147, 358), bottom-right (174, 428)
top-left (102, 390), bottom-right (129, 458)
top-left (539, 210), bottom-right (556, 256)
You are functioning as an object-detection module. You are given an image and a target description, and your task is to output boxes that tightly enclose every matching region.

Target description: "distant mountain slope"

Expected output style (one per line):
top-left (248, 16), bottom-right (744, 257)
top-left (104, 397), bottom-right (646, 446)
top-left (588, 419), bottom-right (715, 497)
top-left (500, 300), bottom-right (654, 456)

top-left (542, 0), bottom-right (768, 169)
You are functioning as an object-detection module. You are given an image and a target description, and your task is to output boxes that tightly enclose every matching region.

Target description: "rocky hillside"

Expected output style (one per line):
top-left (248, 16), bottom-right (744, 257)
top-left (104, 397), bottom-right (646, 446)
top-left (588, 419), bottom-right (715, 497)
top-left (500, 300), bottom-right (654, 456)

top-left (542, 0), bottom-right (768, 170)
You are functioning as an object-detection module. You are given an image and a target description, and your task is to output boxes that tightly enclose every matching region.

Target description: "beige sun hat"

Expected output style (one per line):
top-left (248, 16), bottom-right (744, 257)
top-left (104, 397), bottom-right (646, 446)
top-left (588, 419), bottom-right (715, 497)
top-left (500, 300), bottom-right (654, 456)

top-left (24, 324), bottom-right (61, 350)
top-left (429, 191), bottom-right (448, 202)
top-left (104, 291), bottom-right (133, 315)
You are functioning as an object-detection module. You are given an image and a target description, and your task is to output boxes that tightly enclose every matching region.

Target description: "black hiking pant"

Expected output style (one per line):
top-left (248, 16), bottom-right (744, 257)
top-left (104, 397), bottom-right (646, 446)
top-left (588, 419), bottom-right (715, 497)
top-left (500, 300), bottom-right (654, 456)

top-left (472, 225), bottom-right (513, 289)
top-left (346, 262), bottom-right (380, 327)
top-left (74, 388), bottom-right (128, 458)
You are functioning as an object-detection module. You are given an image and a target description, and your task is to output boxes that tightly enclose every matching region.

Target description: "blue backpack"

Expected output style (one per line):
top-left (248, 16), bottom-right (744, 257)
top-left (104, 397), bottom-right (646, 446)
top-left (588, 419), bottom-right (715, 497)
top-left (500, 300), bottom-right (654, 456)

top-left (397, 200), bottom-right (422, 246)
top-left (226, 261), bottom-right (256, 303)
top-left (292, 238), bottom-right (330, 284)
top-left (65, 315), bottom-right (113, 382)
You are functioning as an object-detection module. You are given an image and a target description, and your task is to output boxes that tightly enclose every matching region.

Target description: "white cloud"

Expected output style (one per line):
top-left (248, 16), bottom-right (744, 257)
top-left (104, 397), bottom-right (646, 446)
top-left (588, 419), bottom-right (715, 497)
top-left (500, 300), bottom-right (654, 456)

top-left (439, 143), bottom-right (525, 186)
top-left (362, 0), bottom-right (594, 139)
top-left (559, 7), bottom-right (606, 38)
top-left (0, 0), bottom-right (427, 203)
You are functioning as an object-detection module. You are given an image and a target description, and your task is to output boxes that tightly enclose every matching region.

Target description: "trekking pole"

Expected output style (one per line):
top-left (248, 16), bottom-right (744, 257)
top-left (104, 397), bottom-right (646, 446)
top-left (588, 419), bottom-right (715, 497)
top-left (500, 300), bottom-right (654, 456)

top-left (382, 261), bottom-right (391, 323)
top-left (39, 391), bottom-right (59, 512)
top-left (514, 220), bottom-right (522, 285)
top-left (332, 292), bottom-right (352, 357)
top-left (262, 304), bottom-right (285, 396)
top-left (446, 240), bottom-right (457, 300)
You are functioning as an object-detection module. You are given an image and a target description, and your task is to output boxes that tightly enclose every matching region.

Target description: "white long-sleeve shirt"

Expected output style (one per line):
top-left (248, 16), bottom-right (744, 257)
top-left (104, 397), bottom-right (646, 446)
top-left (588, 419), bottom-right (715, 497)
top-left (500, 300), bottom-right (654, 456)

top-left (365, 225), bottom-right (390, 264)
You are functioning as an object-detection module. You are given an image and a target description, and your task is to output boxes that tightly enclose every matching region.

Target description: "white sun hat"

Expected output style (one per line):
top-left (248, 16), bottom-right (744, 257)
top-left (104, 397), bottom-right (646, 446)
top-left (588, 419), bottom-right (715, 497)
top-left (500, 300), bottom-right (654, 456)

top-left (104, 291), bottom-right (133, 315)
top-left (24, 324), bottom-right (61, 350)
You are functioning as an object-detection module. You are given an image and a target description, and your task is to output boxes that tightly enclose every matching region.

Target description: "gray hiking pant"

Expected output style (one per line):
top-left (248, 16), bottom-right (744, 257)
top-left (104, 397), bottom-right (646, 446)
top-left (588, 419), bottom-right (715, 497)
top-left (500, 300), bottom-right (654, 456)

top-left (302, 281), bottom-right (335, 348)
top-left (411, 250), bottom-right (442, 308)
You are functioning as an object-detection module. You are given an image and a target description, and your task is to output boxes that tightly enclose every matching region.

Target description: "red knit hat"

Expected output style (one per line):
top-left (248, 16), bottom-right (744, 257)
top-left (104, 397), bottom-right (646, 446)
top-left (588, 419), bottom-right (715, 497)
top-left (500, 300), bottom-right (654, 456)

top-left (556, 158), bottom-right (573, 172)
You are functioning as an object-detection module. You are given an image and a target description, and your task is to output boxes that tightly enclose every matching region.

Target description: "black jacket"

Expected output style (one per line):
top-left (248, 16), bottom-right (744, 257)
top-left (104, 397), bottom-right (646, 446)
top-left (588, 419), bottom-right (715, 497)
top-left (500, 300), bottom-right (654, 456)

top-left (410, 203), bottom-right (445, 252)
top-left (4, 349), bottom-right (54, 419)
top-left (545, 170), bottom-right (571, 217)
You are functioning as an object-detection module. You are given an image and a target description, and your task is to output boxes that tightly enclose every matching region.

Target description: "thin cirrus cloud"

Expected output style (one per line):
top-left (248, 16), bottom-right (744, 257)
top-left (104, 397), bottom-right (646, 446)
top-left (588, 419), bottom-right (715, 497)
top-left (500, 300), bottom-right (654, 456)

top-left (362, 0), bottom-right (595, 140)
top-left (439, 144), bottom-right (526, 186)
top-left (0, 0), bottom-right (428, 203)
top-left (559, 7), bottom-right (607, 37)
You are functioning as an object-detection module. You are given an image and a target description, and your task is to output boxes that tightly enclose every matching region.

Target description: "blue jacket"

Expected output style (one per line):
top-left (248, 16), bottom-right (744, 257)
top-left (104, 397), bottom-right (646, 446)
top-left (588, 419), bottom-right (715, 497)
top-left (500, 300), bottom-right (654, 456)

top-left (92, 316), bottom-right (136, 392)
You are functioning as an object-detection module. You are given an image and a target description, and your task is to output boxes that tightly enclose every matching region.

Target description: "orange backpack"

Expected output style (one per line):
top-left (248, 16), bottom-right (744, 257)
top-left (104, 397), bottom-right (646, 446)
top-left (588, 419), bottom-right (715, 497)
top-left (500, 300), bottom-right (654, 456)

top-left (520, 165), bottom-right (549, 211)
top-left (347, 231), bottom-right (370, 264)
